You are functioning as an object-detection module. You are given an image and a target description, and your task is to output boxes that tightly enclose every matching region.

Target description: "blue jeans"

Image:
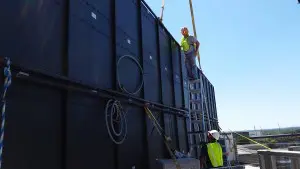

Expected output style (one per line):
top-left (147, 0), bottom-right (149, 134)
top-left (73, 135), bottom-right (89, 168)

top-left (185, 52), bottom-right (198, 80)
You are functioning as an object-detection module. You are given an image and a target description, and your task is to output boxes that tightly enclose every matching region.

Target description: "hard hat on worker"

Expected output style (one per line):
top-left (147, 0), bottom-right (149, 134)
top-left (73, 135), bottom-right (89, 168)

top-left (208, 130), bottom-right (220, 140)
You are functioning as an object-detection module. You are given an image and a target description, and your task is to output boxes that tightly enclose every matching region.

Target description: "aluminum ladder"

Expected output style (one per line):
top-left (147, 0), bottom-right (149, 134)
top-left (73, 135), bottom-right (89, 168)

top-left (187, 75), bottom-right (211, 158)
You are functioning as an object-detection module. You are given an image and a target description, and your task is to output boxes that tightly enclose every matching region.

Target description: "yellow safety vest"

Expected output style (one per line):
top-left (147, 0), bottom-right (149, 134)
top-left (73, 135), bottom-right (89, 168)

top-left (207, 142), bottom-right (224, 167)
top-left (180, 37), bottom-right (190, 52)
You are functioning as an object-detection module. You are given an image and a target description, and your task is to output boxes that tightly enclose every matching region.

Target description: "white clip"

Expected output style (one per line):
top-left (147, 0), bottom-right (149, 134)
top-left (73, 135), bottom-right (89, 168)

top-left (127, 39), bottom-right (131, 44)
top-left (149, 55), bottom-right (152, 60)
top-left (91, 12), bottom-right (97, 20)
top-left (165, 67), bottom-right (168, 71)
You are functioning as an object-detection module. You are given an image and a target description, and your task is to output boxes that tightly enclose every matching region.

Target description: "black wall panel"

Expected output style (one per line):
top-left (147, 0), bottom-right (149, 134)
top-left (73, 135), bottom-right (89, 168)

top-left (68, 0), bottom-right (113, 89)
top-left (164, 114), bottom-right (178, 150)
top-left (159, 26), bottom-right (174, 106)
top-left (115, 0), bottom-right (142, 97)
top-left (159, 27), bottom-right (172, 72)
top-left (174, 74), bottom-right (183, 108)
top-left (0, 1), bottom-right (66, 75)
top-left (160, 68), bottom-right (174, 106)
top-left (3, 79), bottom-right (62, 169)
top-left (116, 52), bottom-right (143, 97)
top-left (183, 78), bottom-right (189, 109)
top-left (177, 117), bottom-right (188, 153)
top-left (115, 0), bottom-right (139, 56)
top-left (118, 107), bottom-right (147, 169)
top-left (171, 43), bottom-right (181, 75)
top-left (181, 52), bottom-right (189, 109)
top-left (66, 93), bottom-right (115, 169)
top-left (172, 42), bottom-right (183, 108)
top-left (146, 111), bottom-right (165, 169)
top-left (141, 4), bottom-right (160, 103)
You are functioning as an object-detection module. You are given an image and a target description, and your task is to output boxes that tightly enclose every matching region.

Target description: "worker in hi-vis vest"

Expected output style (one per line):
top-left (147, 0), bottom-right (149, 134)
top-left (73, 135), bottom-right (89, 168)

top-left (200, 130), bottom-right (224, 168)
top-left (180, 27), bottom-right (200, 80)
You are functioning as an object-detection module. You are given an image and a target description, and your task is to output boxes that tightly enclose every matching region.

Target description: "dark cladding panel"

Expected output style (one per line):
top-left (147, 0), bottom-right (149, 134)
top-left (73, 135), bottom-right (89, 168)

top-left (174, 73), bottom-right (183, 108)
top-left (115, 0), bottom-right (139, 57)
top-left (177, 117), bottom-right (188, 153)
top-left (143, 50), bottom-right (160, 102)
top-left (141, 4), bottom-right (160, 103)
top-left (172, 41), bottom-right (183, 109)
top-left (164, 114), bottom-right (178, 150)
top-left (161, 69), bottom-right (174, 106)
top-left (0, 0), bottom-right (66, 75)
top-left (159, 25), bottom-right (174, 106)
top-left (116, 0), bottom-right (139, 41)
top-left (68, 0), bottom-right (113, 89)
top-left (183, 78), bottom-right (189, 109)
top-left (181, 51), bottom-right (188, 79)
top-left (115, 0), bottom-right (142, 97)
top-left (3, 79), bottom-right (62, 169)
top-left (141, 4), bottom-right (158, 55)
top-left (118, 107), bottom-right (147, 169)
top-left (212, 86), bottom-right (218, 120)
top-left (116, 52), bottom-right (143, 98)
top-left (146, 111), bottom-right (165, 169)
top-left (158, 26), bottom-right (172, 72)
top-left (171, 41), bottom-right (181, 75)
top-left (66, 93), bottom-right (115, 169)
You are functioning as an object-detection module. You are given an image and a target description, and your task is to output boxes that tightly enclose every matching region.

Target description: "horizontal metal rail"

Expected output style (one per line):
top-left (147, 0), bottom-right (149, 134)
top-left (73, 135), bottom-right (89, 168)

top-left (0, 57), bottom-right (188, 117)
top-left (251, 133), bottom-right (300, 139)
top-left (258, 149), bottom-right (300, 169)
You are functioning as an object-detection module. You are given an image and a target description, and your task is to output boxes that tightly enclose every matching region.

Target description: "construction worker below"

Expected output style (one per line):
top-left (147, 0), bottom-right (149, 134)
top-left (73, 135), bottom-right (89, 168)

top-left (180, 27), bottom-right (200, 81)
top-left (200, 130), bottom-right (224, 169)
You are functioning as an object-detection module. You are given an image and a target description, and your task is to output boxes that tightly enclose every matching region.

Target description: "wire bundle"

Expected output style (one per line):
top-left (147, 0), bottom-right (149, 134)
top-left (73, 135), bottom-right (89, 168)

top-left (117, 55), bottom-right (144, 95)
top-left (105, 99), bottom-right (127, 145)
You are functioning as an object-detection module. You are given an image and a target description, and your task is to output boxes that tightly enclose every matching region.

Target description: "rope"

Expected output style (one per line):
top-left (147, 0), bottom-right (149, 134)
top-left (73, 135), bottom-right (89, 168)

top-left (0, 58), bottom-right (12, 169)
top-left (188, 0), bottom-right (201, 69)
top-left (117, 55), bottom-right (144, 95)
top-left (105, 99), bottom-right (128, 144)
top-left (144, 106), bottom-right (181, 169)
top-left (228, 129), bottom-right (271, 150)
top-left (159, 0), bottom-right (165, 22)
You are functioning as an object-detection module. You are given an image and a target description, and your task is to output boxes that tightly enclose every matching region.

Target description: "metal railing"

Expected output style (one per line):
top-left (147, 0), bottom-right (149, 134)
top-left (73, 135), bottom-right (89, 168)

top-left (258, 150), bottom-right (300, 169)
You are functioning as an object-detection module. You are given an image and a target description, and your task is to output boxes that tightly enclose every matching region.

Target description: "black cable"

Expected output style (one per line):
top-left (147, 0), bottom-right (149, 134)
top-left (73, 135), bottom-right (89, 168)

top-left (117, 55), bottom-right (144, 95)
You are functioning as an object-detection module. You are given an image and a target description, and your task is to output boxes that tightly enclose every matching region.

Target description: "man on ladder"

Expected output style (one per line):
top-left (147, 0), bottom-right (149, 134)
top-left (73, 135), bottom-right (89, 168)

top-left (200, 130), bottom-right (224, 169)
top-left (180, 27), bottom-right (200, 81)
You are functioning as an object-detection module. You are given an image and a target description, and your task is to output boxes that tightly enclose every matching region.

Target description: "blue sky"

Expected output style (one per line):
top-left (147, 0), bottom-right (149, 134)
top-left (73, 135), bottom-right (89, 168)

top-left (144, 0), bottom-right (300, 131)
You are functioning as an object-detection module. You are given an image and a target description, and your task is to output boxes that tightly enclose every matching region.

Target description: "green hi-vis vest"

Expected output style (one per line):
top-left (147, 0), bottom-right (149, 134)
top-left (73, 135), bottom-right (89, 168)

top-left (207, 142), bottom-right (224, 167)
top-left (181, 37), bottom-right (190, 52)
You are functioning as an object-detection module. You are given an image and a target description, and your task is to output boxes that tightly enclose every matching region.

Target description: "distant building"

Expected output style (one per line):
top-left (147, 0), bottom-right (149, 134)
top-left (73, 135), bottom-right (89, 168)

top-left (249, 131), bottom-right (263, 137)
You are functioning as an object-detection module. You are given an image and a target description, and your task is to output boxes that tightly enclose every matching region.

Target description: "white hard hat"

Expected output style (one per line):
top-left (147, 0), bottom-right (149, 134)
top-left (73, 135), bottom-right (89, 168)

top-left (208, 130), bottom-right (220, 140)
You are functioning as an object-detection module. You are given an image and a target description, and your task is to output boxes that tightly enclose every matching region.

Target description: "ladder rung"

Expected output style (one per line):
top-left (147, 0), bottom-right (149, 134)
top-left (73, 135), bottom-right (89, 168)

top-left (189, 89), bottom-right (201, 94)
top-left (189, 144), bottom-right (201, 148)
top-left (191, 120), bottom-right (202, 124)
top-left (189, 79), bottom-right (201, 84)
top-left (190, 110), bottom-right (201, 113)
top-left (190, 99), bottom-right (201, 103)
top-left (187, 131), bottom-right (203, 134)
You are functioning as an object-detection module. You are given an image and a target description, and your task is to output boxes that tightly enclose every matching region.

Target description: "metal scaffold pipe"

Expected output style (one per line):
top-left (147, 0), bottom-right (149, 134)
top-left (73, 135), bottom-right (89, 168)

top-left (188, 0), bottom-right (201, 70)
